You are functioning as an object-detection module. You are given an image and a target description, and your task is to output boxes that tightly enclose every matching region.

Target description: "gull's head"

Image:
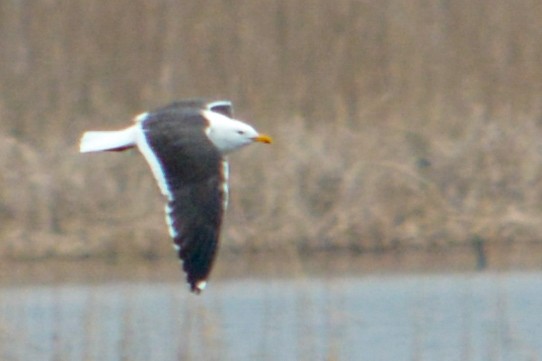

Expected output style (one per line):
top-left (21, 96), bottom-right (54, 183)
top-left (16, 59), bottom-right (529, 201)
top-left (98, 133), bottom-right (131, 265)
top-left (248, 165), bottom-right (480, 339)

top-left (203, 110), bottom-right (272, 154)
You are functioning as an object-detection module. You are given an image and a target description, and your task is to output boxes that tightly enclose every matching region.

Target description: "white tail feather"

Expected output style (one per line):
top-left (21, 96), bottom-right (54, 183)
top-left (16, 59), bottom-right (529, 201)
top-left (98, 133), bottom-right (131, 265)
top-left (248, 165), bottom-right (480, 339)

top-left (79, 126), bottom-right (137, 153)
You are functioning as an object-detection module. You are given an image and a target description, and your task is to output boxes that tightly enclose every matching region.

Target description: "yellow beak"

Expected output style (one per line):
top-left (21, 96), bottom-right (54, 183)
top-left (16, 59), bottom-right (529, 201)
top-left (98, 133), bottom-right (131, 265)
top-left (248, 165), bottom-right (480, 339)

top-left (253, 134), bottom-right (273, 144)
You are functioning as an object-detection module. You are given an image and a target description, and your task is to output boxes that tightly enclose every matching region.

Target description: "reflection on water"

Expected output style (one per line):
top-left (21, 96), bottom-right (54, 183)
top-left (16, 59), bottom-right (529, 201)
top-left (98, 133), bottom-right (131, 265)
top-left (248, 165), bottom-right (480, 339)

top-left (0, 258), bottom-right (541, 361)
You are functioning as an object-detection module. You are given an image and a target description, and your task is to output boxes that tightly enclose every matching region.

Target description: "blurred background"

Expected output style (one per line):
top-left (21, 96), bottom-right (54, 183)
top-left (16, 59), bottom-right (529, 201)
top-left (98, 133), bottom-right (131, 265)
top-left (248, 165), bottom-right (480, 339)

top-left (1, 0), bottom-right (542, 263)
top-left (3, 1), bottom-right (542, 360)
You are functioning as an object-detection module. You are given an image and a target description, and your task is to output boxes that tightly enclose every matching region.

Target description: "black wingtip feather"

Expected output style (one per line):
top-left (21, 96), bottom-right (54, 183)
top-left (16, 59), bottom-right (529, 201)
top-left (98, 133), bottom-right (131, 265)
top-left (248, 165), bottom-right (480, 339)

top-left (179, 229), bottom-right (219, 294)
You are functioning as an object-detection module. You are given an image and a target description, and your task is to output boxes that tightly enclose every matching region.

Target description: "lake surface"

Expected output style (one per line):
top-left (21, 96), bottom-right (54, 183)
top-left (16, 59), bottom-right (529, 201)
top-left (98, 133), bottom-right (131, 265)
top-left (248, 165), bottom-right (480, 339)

top-left (0, 257), bottom-right (541, 361)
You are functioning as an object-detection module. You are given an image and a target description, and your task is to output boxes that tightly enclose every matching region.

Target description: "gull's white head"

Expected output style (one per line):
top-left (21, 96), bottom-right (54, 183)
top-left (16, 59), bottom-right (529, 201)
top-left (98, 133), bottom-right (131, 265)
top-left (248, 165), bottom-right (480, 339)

top-left (202, 110), bottom-right (272, 154)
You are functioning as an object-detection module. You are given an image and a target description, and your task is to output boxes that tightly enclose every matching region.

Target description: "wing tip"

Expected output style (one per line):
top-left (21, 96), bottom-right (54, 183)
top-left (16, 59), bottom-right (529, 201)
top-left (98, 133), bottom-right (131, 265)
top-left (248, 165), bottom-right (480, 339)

top-left (190, 280), bottom-right (207, 295)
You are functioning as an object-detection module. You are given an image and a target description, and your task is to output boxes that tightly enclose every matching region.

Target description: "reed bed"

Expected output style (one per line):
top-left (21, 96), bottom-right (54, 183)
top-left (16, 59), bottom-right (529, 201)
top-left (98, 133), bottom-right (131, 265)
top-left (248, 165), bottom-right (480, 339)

top-left (1, 0), bottom-right (542, 259)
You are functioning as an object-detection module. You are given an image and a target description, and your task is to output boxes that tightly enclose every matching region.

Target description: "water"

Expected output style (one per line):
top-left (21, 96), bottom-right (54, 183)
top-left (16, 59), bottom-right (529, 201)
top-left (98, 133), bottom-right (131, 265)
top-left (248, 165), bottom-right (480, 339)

top-left (0, 261), bottom-right (541, 361)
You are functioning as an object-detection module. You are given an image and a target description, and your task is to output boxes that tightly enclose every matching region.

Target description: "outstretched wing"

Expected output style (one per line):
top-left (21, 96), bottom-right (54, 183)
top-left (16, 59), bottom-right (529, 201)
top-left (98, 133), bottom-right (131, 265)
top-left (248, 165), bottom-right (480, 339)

top-left (135, 108), bottom-right (227, 293)
top-left (156, 99), bottom-right (234, 119)
top-left (207, 100), bottom-right (233, 118)
top-left (165, 161), bottom-right (227, 293)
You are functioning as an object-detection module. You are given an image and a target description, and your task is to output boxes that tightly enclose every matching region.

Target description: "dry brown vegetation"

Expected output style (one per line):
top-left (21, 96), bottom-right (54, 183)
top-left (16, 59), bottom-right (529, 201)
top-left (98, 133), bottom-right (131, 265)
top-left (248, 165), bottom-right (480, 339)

top-left (1, 0), bottom-right (542, 259)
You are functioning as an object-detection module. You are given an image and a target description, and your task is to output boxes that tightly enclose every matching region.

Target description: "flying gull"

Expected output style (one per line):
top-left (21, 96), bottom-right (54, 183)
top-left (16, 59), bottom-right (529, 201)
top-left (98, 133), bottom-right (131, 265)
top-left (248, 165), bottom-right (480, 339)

top-left (80, 99), bottom-right (272, 293)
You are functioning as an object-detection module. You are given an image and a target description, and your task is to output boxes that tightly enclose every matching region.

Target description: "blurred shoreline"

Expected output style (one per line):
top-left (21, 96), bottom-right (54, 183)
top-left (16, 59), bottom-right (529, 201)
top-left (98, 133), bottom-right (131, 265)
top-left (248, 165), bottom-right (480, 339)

top-left (1, 242), bottom-right (540, 286)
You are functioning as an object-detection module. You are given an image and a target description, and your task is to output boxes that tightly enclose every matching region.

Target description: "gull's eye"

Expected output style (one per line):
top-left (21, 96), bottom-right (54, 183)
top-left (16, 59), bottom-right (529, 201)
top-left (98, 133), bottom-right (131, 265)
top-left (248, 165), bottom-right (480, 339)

top-left (237, 130), bottom-right (245, 135)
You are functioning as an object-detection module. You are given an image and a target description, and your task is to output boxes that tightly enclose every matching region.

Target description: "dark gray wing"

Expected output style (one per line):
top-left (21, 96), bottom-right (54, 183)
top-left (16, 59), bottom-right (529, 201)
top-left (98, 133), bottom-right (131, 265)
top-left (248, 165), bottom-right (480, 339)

top-left (156, 99), bottom-right (233, 119)
top-left (139, 108), bottom-right (226, 293)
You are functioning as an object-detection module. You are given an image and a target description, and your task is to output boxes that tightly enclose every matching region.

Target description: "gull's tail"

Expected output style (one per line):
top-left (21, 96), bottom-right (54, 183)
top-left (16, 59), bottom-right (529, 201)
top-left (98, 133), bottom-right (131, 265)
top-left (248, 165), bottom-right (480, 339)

top-left (79, 126), bottom-right (137, 153)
